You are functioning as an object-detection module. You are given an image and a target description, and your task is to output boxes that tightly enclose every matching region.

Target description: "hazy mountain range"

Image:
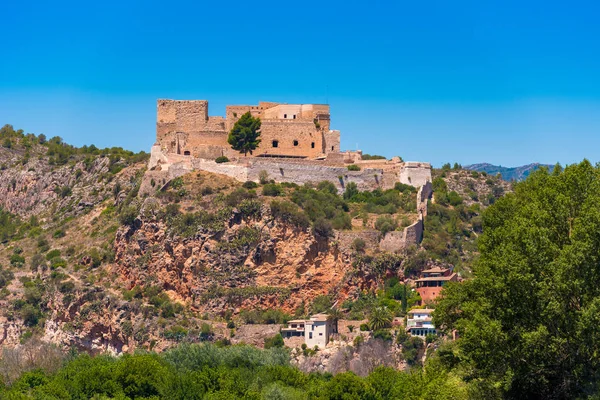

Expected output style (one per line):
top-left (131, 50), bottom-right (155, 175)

top-left (464, 163), bottom-right (554, 181)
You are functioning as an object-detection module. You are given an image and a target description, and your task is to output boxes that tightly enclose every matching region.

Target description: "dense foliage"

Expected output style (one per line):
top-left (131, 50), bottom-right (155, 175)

top-left (0, 343), bottom-right (469, 399)
top-left (435, 161), bottom-right (600, 399)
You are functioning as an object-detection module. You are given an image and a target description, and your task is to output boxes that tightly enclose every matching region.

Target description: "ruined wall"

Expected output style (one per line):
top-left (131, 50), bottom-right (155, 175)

top-left (336, 231), bottom-right (381, 253)
top-left (157, 100), bottom-right (229, 155)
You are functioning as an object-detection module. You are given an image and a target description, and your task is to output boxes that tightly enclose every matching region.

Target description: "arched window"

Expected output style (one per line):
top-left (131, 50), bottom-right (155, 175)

top-left (293, 140), bottom-right (299, 146)
top-left (284, 114), bottom-right (287, 119)
top-left (272, 140), bottom-right (279, 148)
top-left (184, 151), bottom-right (191, 156)
top-left (311, 142), bottom-right (315, 148)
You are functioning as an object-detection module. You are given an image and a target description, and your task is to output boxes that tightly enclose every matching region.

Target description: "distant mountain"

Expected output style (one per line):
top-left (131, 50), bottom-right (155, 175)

top-left (464, 163), bottom-right (554, 181)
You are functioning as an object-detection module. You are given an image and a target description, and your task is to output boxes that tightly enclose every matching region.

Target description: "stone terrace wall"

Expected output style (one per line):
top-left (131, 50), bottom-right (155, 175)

top-left (245, 159), bottom-right (384, 192)
top-left (336, 231), bottom-right (381, 253)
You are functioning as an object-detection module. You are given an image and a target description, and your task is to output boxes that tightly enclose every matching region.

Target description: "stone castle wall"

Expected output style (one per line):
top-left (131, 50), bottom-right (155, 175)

top-left (157, 99), bottom-right (340, 160)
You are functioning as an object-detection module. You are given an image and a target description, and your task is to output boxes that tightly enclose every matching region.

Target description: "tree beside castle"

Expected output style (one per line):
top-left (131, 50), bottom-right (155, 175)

top-left (228, 112), bottom-right (261, 156)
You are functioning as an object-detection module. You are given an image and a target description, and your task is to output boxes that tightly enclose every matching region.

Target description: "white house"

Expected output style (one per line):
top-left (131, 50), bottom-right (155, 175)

top-left (281, 313), bottom-right (333, 348)
top-left (406, 309), bottom-right (436, 337)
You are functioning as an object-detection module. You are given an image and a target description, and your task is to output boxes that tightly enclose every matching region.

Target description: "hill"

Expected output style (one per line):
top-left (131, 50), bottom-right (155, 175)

top-left (464, 162), bottom-right (554, 181)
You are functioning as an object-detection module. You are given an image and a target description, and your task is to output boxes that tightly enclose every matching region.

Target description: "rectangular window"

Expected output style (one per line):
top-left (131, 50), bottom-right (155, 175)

top-left (309, 332), bottom-right (312, 339)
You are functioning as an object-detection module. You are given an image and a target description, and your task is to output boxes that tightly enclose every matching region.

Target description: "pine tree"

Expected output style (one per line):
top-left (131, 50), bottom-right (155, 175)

top-left (227, 112), bottom-right (261, 156)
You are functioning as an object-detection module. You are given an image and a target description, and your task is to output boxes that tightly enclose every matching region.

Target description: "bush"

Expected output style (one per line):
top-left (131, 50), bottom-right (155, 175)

top-left (215, 156), bottom-right (229, 163)
top-left (52, 229), bottom-right (66, 239)
top-left (359, 323), bottom-right (370, 332)
top-left (351, 238), bottom-right (366, 253)
top-left (375, 215), bottom-right (397, 235)
top-left (10, 254), bottom-right (25, 267)
top-left (373, 329), bottom-right (393, 341)
top-left (118, 205), bottom-right (138, 227)
top-left (312, 218), bottom-right (333, 238)
top-left (242, 181), bottom-right (258, 189)
top-left (46, 249), bottom-right (61, 261)
top-left (270, 201), bottom-right (310, 229)
top-left (259, 170), bottom-right (269, 184)
top-left (347, 164), bottom-right (361, 171)
top-left (262, 183), bottom-right (283, 197)
top-left (264, 333), bottom-right (284, 349)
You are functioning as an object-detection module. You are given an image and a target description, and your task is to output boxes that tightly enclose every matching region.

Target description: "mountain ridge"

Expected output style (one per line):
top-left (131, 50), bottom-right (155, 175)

top-left (464, 162), bottom-right (554, 181)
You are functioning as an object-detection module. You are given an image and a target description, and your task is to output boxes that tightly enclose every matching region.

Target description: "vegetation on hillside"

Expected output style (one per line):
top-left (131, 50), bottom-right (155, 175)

top-left (435, 161), bottom-right (600, 399)
top-left (0, 342), bottom-right (468, 399)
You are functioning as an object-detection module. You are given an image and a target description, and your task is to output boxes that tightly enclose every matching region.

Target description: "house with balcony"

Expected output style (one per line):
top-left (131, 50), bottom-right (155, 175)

top-left (406, 308), bottom-right (436, 337)
top-left (281, 313), bottom-right (333, 349)
top-left (415, 267), bottom-right (458, 304)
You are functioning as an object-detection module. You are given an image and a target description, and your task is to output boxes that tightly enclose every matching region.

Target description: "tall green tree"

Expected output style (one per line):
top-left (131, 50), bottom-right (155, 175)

top-left (227, 112), bottom-right (261, 156)
top-left (435, 160), bottom-right (600, 399)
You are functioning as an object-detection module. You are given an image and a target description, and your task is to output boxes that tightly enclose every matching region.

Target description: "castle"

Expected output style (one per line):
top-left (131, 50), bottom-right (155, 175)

top-left (149, 99), bottom-right (432, 193)
top-left (145, 98), bottom-right (433, 251)
top-left (156, 99), bottom-right (340, 160)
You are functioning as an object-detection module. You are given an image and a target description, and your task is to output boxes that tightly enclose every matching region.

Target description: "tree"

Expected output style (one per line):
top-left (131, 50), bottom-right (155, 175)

top-left (228, 112), bottom-right (261, 156)
top-left (368, 307), bottom-right (392, 331)
top-left (435, 160), bottom-right (600, 399)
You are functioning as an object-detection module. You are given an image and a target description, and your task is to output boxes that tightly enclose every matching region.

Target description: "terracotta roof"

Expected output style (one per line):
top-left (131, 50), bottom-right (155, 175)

top-left (422, 267), bottom-right (450, 274)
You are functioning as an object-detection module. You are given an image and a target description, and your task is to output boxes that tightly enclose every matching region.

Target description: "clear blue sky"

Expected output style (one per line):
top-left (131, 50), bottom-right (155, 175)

top-left (2, 0), bottom-right (599, 167)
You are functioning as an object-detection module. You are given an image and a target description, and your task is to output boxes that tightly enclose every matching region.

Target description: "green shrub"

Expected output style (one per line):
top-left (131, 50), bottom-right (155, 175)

top-left (10, 254), bottom-right (25, 267)
top-left (270, 201), bottom-right (310, 229)
top-left (46, 249), bottom-right (61, 261)
top-left (312, 218), bottom-right (333, 238)
top-left (264, 333), bottom-right (284, 349)
top-left (52, 229), bottom-right (66, 239)
top-left (351, 238), bottom-right (366, 252)
top-left (215, 156), bottom-right (230, 163)
top-left (347, 164), bottom-right (361, 171)
top-left (359, 323), bottom-right (370, 331)
top-left (242, 181), bottom-right (258, 189)
top-left (262, 183), bottom-right (283, 197)
top-left (375, 215), bottom-right (397, 235)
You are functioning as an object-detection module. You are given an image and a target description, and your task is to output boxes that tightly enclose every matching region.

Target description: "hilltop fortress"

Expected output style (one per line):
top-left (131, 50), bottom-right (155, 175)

top-left (149, 99), bottom-right (432, 193)
top-left (156, 99), bottom-right (339, 160)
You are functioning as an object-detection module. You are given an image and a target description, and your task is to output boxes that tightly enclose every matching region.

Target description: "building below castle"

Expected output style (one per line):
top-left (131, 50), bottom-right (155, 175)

top-left (156, 99), bottom-right (340, 160)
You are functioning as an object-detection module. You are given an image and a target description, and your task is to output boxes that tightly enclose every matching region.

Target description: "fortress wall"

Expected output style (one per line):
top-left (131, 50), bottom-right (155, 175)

top-left (245, 159), bottom-right (384, 192)
top-left (191, 159), bottom-right (249, 182)
top-left (379, 231), bottom-right (405, 253)
top-left (336, 230), bottom-right (381, 253)
top-left (258, 120), bottom-right (324, 158)
top-left (175, 101), bottom-right (209, 132)
top-left (398, 162), bottom-right (432, 187)
top-left (323, 130), bottom-right (341, 154)
top-left (403, 218), bottom-right (424, 247)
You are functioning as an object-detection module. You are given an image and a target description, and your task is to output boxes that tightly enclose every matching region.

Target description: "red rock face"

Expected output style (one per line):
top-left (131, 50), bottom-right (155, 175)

top-left (113, 204), bottom-right (376, 315)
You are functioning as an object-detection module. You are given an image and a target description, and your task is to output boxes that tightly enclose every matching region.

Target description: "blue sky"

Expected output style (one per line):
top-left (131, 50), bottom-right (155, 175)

top-left (2, 0), bottom-right (599, 167)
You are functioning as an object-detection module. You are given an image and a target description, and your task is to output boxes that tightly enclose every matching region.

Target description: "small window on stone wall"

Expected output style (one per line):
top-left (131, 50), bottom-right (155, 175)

top-left (331, 146), bottom-right (334, 151)
top-left (272, 140), bottom-right (279, 148)
top-left (184, 151), bottom-right (191, 156)
top-left (293, 140), bottom-right (299, 146)
top-left (284, 114), bottom-right (287, 119)
top-left (293, 115), bottom-right (296, 119)
top-left (311, 142), bottom-right (315, 148)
